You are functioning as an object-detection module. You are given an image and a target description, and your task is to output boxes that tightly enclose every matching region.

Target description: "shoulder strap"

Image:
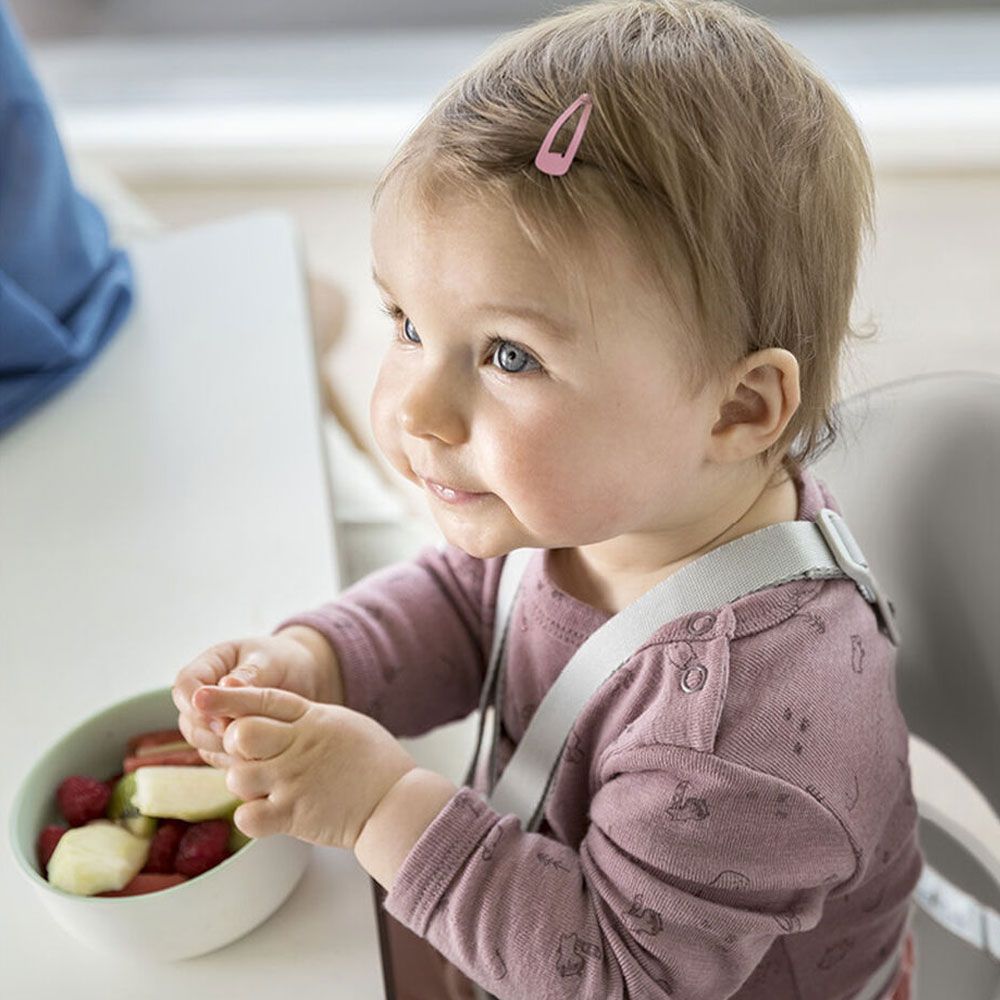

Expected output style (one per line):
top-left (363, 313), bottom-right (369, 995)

top-left (461, 547), bottom-right (536, 789)
top-left (486, 509), bottom-right (899, 829)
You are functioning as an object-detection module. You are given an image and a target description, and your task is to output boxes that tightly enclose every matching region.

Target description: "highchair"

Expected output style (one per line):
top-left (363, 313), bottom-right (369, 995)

top-left (810, 370), bottom-right (1000, 999)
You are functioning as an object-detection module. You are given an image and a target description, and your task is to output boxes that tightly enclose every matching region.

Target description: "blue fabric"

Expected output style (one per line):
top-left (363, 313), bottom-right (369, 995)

top-left (0, 2), bottom-right (134, 434)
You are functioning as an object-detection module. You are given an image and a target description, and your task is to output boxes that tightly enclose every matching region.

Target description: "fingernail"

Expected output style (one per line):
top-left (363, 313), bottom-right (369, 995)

top-left (210, 719), bottom-right (225, 735)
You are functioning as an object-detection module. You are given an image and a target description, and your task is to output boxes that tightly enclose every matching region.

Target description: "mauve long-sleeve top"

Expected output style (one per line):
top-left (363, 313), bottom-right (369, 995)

top-left (276, 466), bottom-right (923, 999)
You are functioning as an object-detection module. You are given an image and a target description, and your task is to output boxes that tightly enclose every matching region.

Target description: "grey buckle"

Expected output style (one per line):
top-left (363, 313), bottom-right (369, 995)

top-left (816, 508), bottom-right (902, 647)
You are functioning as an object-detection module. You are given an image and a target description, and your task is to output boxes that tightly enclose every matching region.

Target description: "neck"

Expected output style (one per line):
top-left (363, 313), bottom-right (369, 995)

top-left (552, 462), bottom-right (798, 616)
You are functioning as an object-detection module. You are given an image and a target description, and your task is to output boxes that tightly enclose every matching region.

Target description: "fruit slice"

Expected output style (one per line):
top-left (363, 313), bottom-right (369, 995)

top-left (106, 772), bottom-right (157, 837)
top-left (132, 766), bottom-right (240, 822)
top-left (123, 748), bottom-right (205, 773)
top-left (126, 728), bottom-right (186, 755)
top-left (134, 739), bottom-right (190, 758)
top-left (47, 821), bottom-right (151, 896)
top-left (97, 872), bottom-right (188, 897)
top-left (121, 817), bottom-right (157, 838)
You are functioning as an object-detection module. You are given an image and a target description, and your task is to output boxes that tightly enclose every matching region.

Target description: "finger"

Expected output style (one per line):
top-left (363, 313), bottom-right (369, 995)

top-left (177, 705), bottom-right (230, 754)
top-left (193, 685), bottom-right (309, 723)
top-left (233, 797), bottom-right (284, 839)
top-left (177, 710), bottom-right (220, 753)
top-left (225, 760), bottom-right (272, 802)
top-left (223, 716), bottom-right (294, 761)
top-left (199, 747), bottom-right (233, 769)
top-left (218, 655), bottom-right (271, 688)
top-left (172, 642), bottom-right (239, 715)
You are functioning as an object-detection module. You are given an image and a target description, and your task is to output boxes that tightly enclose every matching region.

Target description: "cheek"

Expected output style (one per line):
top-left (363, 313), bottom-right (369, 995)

top-left (488, 402), bottom-right (622, 523)
top-left (520, 391), bottom-right (676, 526)
top-left (369, 361), bottom-right (409, 477)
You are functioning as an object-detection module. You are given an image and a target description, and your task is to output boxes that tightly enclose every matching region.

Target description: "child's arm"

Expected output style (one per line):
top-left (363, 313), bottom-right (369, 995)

top-left (274, 625), bottom-right (344, 705)
top-left (272, 542), bottom-right (502, 737)
top-left (354, 767), bottom-right (461, 891)
top-left (365, 746), bottom-right (863, 1000)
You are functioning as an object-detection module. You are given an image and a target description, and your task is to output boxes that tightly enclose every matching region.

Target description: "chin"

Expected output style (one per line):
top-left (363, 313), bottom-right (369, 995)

top-left (444, 536), bottom-right (506, 561)
top-left (437, 524), bottom-right (522, 562)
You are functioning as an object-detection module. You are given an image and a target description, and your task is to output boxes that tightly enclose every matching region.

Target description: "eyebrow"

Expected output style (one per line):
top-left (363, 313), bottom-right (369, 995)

top-left (371, 265), bottom-right (575, 343)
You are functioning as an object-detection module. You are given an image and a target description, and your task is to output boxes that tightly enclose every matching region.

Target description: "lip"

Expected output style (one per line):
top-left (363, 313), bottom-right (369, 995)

top-left (420, 477), bottom-right (488, 504)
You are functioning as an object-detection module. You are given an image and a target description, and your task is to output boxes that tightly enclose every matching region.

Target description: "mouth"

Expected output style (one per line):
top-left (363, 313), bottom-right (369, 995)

top-left (420, 477), bottom-right (489, 505)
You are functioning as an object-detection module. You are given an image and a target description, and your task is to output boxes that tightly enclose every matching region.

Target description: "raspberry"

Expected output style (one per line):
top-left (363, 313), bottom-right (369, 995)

top-left (36, 824), bottom-right (68, 870)
top-left (143, 819), bottom-right (189, 874)
top-left (57, 775), bottom-right (112, 827)
top-left (174, 820), bottom-right (231, 877)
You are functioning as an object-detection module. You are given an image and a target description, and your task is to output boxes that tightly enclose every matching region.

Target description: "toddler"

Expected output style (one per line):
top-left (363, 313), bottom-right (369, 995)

top-left (173, 2), bottom-right (922, 997)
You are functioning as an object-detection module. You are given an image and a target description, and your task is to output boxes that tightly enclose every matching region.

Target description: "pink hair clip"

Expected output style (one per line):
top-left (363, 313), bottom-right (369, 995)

top-left (534, 93), bottom-right (593, 177)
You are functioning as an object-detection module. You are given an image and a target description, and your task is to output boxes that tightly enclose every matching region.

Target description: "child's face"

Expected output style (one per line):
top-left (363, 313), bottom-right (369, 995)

top-left (369, 184), bottom-right (728, 563)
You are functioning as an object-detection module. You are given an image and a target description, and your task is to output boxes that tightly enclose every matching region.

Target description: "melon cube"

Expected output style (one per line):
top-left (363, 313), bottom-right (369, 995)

top-left (132, 765), bottom-right (240, 822)
top-left (47, 821), bottom-right (151, 896)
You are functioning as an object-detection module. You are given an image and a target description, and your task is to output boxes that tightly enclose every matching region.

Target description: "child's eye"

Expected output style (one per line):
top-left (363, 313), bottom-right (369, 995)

top-left (489, 340), bottom-right (541, 375)
top-left (378, 303), bottom-right (543, 376)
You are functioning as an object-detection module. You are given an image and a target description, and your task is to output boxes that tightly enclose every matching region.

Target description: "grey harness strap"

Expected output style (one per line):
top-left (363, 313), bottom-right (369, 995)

top-left (461, 508), bottom-right (989, 999)
top-left (463, 509), bottom-right (900, 812)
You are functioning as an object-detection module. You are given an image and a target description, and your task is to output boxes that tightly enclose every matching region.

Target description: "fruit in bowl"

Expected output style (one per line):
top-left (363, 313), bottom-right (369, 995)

top-left (9, 686), bottom-right (312, 961)
top-left (36, 726), bottom-right (252, 898)
top-left (46, 821), bottom-right (154, 896)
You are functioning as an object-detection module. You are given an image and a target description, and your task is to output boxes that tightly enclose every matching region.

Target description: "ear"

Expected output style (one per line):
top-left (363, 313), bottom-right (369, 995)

top-left (707, 349), bottom-right (801, 464)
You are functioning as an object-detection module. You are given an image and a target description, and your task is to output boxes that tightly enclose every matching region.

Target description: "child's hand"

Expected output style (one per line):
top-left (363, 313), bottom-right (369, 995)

top-left (172, 629), bottom-right (341, 769)
top-left (191, 684), bottom-right (417, 851)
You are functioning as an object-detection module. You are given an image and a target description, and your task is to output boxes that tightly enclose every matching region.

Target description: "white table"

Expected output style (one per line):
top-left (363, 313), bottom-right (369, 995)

top-left (0, 213), bottom-right (384, 997)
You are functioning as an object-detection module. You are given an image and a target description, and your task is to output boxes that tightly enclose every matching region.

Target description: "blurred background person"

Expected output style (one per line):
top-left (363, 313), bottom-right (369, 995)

top-left (0, 1), bottom-right (133, 435)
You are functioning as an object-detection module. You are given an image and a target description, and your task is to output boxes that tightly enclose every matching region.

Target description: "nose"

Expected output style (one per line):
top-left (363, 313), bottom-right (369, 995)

top-left (397, 364), bottom-right (468, 444)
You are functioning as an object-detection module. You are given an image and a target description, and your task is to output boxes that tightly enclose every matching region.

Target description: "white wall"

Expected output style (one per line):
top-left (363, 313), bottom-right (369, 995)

top-left (113, 166), bottom-right (1000, 524)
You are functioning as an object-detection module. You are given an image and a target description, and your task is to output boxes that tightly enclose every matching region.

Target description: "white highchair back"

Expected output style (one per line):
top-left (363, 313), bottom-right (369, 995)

top-left (812, 370), bottom-right (1000, 1000)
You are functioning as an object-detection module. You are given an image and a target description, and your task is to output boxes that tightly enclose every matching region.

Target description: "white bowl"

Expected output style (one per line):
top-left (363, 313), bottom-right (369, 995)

top-left (8, 686), bottom-right (311, 961)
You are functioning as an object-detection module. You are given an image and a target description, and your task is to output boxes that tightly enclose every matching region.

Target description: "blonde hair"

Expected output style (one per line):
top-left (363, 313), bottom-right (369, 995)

top-left (371, 0), bottom-right (877, 483)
